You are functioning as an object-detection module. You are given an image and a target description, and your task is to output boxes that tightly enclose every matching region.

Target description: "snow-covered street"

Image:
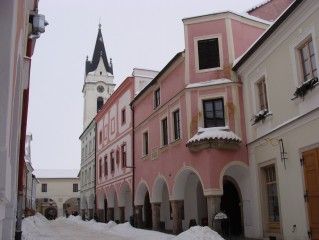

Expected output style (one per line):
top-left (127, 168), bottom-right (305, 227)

top-left (22, 214), bottom-right (224, 240)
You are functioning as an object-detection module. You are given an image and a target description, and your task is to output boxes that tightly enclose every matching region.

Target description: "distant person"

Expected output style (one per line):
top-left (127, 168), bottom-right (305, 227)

top-left (65, 210), bottom-right (70, 218)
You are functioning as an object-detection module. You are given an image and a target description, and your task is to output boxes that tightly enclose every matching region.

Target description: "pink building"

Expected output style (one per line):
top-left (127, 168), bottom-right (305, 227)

top-left (131, 12), bottom-right (269, 236)
top-left (95, 69), bottom-right (157, 223)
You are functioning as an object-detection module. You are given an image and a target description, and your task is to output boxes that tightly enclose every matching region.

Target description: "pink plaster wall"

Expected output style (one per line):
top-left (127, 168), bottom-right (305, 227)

top-left (133, 12), bottom-right (266, 201)
top-left (95, 77), bottom-right (134, 208)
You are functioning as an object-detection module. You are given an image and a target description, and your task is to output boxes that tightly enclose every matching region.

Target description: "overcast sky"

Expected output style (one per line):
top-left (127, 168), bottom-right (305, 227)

top-left (28, 0), bottom-right (264, 170)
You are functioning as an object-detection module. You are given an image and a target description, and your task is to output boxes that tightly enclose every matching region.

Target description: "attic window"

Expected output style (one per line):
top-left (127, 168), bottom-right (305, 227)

top-left (100, 71), bottom-right (102, 75)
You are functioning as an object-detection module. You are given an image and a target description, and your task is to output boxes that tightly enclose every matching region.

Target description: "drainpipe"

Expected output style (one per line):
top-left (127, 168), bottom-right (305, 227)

top-left (94, 122), bottom-right (97, 219)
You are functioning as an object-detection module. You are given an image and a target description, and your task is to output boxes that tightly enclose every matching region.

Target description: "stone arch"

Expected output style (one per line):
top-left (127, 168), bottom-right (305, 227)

top-left (135, 180), bottom-right (150, 206)
top-left (97, 190), bottom-right (106, 209)
top-left (152, 175), bottom-right (170, 203)
top-left (219, 161), bottom-right (252, 237)
top-left (172, 166), bottom-right (204, 200)
top-left (108, 186), bottom-right (117, 208)
top-left (119, 181), bottom-right (133, 221)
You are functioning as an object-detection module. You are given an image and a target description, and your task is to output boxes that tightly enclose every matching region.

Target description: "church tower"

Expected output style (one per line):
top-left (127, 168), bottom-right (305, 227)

top-left (82, 24), bottom-right (115, 129)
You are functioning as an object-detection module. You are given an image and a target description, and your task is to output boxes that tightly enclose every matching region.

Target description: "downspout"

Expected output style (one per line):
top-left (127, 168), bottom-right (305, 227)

top-left (16, 37), bottom-right (33, 240)
top-left (130, 104), bottom-right (135, 226)
top-left (94, 122), bottom-right (97, 219)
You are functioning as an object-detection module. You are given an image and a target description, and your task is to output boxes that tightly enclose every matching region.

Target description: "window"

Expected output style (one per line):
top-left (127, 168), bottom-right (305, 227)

top-left (99, 131), bottom-right (102, 145)
top-left (197, 38), bottom-right (220, 70)
top-left (41, 183), bottom-right (47, 192)
top-left (143, 131), bottom-right (149, 156)
top-left (257, 78), bottom-right (268, 111)
top-left (104, 124), bottom-right (108, 140)
top-left (122, 144), bottom-right (127, 167)
top-left (111, 151), bottom-right (115, 172)
top-left (299, 38), bottom-right (317, 81)
top-left (73, 184), bottom-right (78, 192)
top-left (154, 88), bottom-right (160, 108)
top-left (203, 98), bottom-right (225, 128)
top-left (173, 109), bottom-right (181, 140)
top-left (97, 97), bottom-right (103, 112)
top-left (262, 164), bottom-right (280, 233)
top-left (161, 117), bottom-right (168, 146)
top-left (99, 159), bottom-right (102, 178)
top-left (121, 108), bottom-right (126, 125)
top-left (104, 155), bottom-right (108, 176)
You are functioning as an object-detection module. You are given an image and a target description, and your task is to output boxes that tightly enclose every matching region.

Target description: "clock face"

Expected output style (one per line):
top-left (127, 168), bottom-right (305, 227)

top-left (97, 85), bottom-right (104, 93)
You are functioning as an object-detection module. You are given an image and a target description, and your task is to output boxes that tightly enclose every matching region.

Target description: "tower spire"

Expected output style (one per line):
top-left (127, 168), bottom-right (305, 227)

top-left (85, 23), bottom-right (113, 75)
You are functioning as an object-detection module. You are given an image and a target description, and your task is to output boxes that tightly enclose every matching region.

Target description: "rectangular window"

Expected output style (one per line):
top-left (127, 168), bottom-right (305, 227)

top-left (73, 183), bottom-right (78, 192)
top-left (154, 88), bottom-right (160, 108)
top-left (104, 155), bottom-right (108, 176)
top-left (104, 125), bottom-right (108, 140)
top-left (99, 131), bottom-right (102, 145)
top-left (121, 108), bottom-right (126, 125)
top-left (161, 117), bottom-right (168, 146)
top-left (111, 152), bottom-right (115, 172)
top-left (122, 144), bottom-right (127, 167)
top-left (198, 38), bottom-right (220, 70)
top-left (262, 164), bottom-right (281, 233)
top-left (173, 109), bottom-right (181, 140)
top-left (299, 39), bottom-right (318, 81)
top-left (203, 98), bottom-right (225, 128)
top-left (99, 159), bottom-right (102, 178)
top-left (143, 131), bottom-right (149, 156)
top-left (41, 183), bottom-right (47, 192)
top-left (257, 78), bottom-right (268, 111)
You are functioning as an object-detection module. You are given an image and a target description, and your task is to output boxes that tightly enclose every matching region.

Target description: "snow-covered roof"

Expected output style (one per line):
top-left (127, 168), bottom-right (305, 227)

top-left (34, 169), bottom-right (80, 179)
top-left (183, 10), bottom-right (271, 25)
top-left (245, 0), bottom-right (271, 13)
top-left (187, 126), bottom-right (242, 145)
top-left (186, 79), bottom-right (232, 89)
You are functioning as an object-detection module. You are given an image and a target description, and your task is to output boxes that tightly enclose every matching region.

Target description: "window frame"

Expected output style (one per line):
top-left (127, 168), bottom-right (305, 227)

top-left (142, 130), bottom-right (149, 157)
top-left (121, 107), bottom-right (126, 125)
top-left (256, 77), bottom-right (269, 111)
top-left (260, 163), bottom-right (281, 235)
top-left (202, 98), bottom-right (225, 128)
top-left (195, 35), bottom-right (223, 73)
top-left (154, 88), bottom-right (161, 109)
top-left (122, 144), bottom-right (127, 168)
top-left (172, 109), bottom-right (181, 141)
top-left (110, 151), bottom-right (115, 173)
top-left (161, 117), bottom-right (168, 147)
top-left (298, 38), bottom-right (318, 81)
top-left (41, 183), bottom-right (47, 193)
top-left (104, 155), bottom-right (108, 176)
top-left (73, 183), bottom-right (78, 192)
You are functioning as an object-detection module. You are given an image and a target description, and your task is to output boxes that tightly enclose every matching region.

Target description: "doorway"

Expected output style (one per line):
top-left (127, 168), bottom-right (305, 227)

top-left (303, 148), bottom-right (319, 240)
top-left (144, 191), bottom-right (152, 229)
top-left (220, 178), bottom-right (242, 236)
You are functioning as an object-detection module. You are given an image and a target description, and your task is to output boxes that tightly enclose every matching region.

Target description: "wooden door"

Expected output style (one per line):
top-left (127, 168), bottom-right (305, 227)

top-left (303, 148), bottom-right (319, 239)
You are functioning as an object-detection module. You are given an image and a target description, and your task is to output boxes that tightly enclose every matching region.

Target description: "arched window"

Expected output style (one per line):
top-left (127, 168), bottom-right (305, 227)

top-left (97, 97), bottom-right (103, 112)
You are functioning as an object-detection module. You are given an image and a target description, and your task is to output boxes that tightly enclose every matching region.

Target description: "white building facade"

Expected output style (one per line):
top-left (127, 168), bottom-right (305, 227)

top-left (234, 0), bottom-right (319, 239)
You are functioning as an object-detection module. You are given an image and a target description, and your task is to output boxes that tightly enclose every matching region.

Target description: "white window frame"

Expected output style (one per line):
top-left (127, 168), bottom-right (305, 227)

top-left (194, 34), bottom-right (223, 73)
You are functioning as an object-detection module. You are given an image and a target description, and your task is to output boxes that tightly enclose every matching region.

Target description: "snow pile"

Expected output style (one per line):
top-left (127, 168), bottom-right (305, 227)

top-left (22, 213), bottom-right (224, 240)
top-left (110, 222), bottom-right (174, 240)
top-left (173, 226), bottom-right (224, 240)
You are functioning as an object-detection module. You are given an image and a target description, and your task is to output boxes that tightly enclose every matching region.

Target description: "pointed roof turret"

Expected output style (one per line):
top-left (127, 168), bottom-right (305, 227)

top-left (85, 24), bottom-right (113, 75)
